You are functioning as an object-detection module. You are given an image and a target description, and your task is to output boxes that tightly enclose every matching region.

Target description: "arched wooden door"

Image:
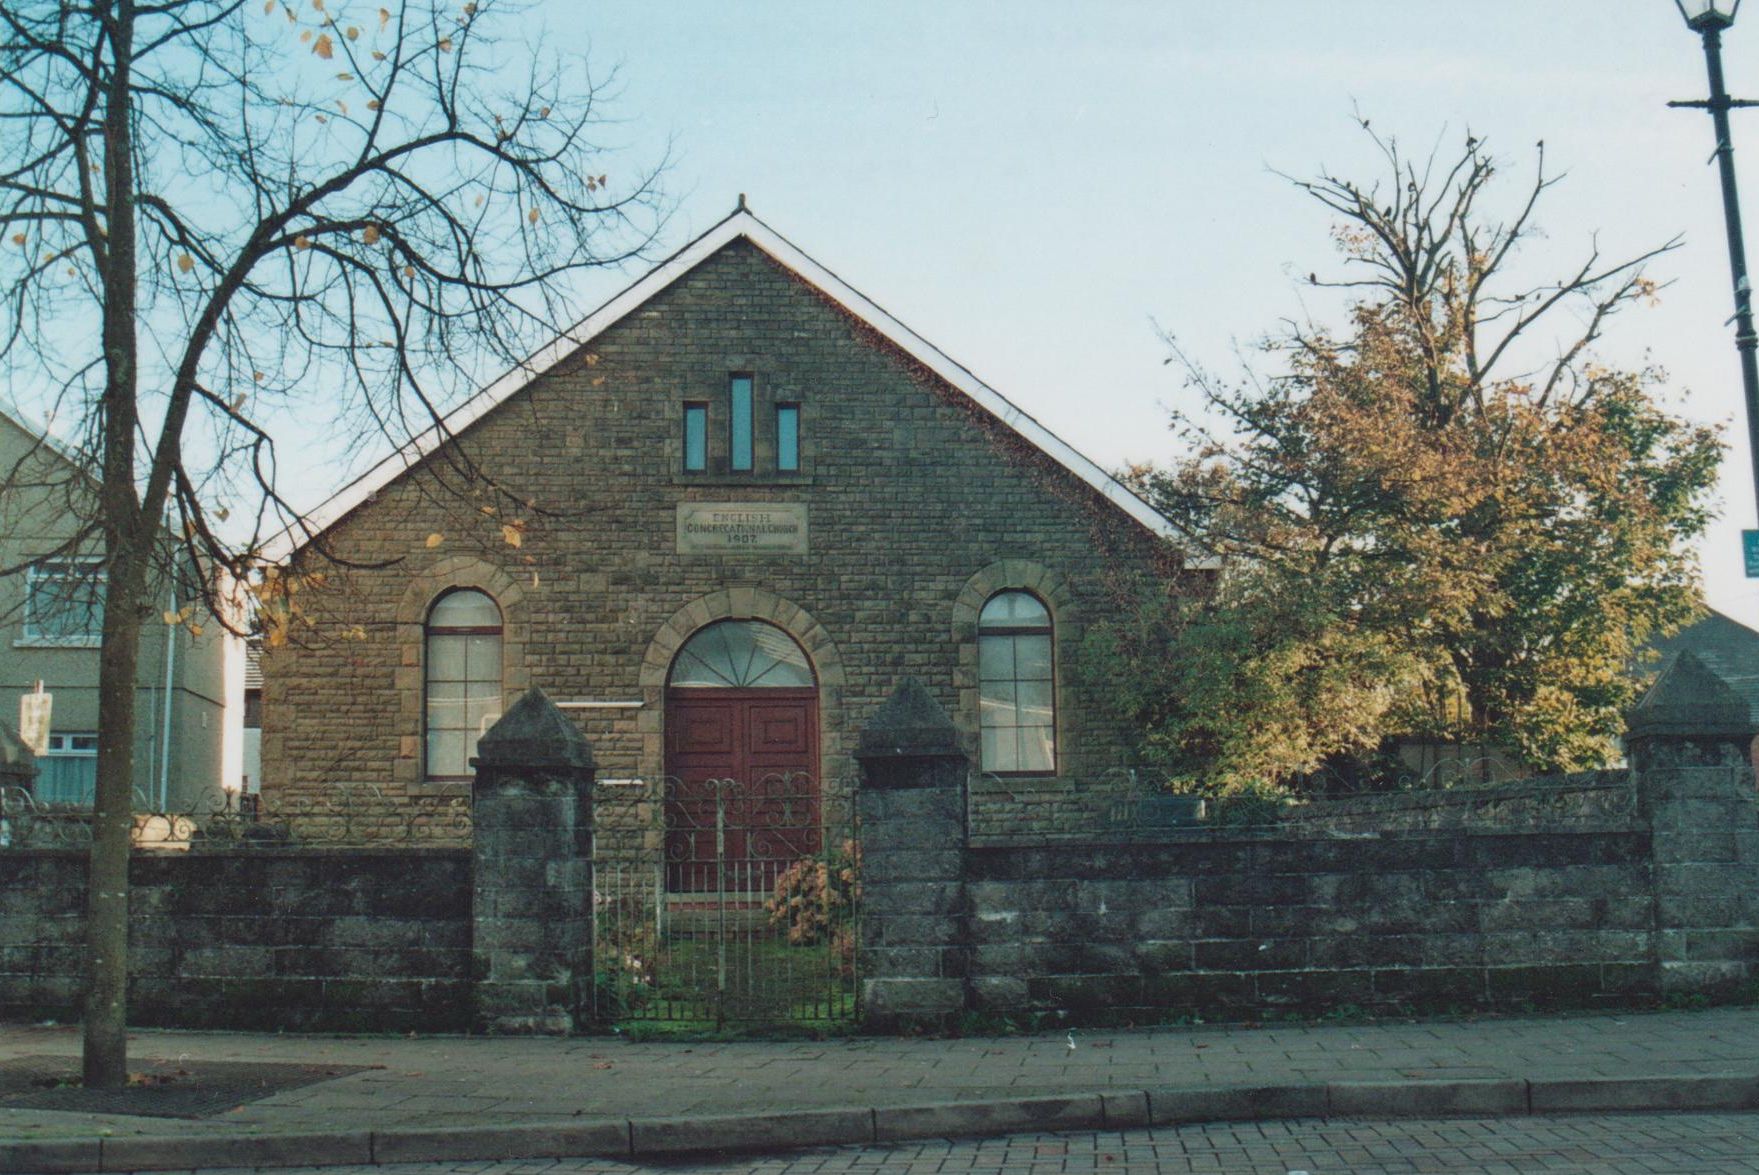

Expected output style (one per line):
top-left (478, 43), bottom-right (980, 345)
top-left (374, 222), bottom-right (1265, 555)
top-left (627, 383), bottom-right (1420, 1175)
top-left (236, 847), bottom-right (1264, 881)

top-left (664, 619), bottom-right (820, 892)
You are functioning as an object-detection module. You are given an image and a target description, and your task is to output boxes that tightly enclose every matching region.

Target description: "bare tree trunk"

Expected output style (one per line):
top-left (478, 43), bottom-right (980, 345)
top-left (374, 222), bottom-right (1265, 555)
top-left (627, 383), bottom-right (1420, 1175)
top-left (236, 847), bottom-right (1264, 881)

top-left (84, 550), bottom-right (144, 1089)
top-left (84, 0), bottom-right (139, 1092)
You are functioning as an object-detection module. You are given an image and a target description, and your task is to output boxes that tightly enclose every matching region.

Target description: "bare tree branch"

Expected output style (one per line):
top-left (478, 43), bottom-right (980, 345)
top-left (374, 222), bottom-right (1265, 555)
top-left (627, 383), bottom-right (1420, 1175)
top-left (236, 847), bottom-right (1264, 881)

top-left (0, 0), bottom-right (667, 1087)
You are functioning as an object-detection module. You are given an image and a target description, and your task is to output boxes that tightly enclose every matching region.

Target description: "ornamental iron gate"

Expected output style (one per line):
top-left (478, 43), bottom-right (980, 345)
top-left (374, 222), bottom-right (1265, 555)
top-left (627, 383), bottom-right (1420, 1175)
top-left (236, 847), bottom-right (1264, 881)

top-left (591, 774), bottom-right (858, 1030)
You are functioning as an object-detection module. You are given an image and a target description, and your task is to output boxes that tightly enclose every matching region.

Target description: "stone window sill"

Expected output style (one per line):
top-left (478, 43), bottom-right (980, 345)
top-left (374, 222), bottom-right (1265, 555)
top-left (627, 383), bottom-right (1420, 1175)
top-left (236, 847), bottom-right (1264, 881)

top-left (408, 779), bottom-right (470, 799)
top-left (671, 474), bottom-right (815, 488)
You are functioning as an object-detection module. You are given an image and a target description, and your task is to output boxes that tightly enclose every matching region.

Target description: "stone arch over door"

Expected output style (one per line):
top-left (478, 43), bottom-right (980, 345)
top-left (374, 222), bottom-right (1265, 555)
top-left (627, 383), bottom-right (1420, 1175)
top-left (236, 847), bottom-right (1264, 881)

top-left (662, 619), bottom-right (819, 892)
top-left (639, 589), bottom-right (847, 787)
top-left (392, 556), bottom-right (528, 793)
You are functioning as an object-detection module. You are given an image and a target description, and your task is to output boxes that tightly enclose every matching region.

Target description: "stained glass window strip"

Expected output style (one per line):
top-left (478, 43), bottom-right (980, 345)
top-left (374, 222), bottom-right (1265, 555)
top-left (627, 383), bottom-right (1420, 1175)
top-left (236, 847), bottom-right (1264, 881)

top-left (777, 403), bottom-right (800, 471)
top-left (729, 375), bottom-right (754, 472)
top-left (684, 403), bottom-right (708, 471)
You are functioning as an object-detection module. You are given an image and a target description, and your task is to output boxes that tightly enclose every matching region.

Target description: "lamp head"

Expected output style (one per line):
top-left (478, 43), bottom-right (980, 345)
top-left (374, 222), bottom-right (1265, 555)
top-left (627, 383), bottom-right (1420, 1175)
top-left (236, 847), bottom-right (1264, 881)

top-left (1678, 0), bottom-right (1742, 31)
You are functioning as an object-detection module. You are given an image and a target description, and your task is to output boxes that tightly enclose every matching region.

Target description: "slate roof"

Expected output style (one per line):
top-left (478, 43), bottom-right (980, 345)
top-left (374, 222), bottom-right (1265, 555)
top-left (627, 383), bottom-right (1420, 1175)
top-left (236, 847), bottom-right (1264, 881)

top-left (1648, 608), bottom-right (1759, 725)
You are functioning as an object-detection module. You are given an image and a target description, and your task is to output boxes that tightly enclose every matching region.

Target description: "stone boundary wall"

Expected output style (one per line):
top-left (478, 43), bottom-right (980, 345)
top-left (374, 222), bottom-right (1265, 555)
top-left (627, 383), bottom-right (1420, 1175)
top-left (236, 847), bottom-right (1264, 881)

top-left (1275, 770), bottom-right (1635, 834)
top-left (1, 661), bottom-right (1751, 1038)
top-left (858, 657), bottom-right (1759, 1029)
top-left (965, 770), bottom-right (1637, 849)
top-left (0, 847), bottom-right (472, 1032)
top-left (964, 829), bottom-right (1656, 1022)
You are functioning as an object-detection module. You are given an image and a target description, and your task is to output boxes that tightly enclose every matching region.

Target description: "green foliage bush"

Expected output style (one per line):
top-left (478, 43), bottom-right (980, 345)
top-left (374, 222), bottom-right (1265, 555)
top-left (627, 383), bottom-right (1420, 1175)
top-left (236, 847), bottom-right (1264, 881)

top-left (766, 838), bottom-right (860, 977)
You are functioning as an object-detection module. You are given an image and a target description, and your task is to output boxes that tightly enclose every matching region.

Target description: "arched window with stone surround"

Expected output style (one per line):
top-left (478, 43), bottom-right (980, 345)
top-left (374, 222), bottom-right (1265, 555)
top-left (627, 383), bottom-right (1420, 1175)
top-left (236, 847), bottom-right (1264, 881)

top-left (424, 588), bottom-right (503, 780)
top-left (977, 590), bottom-right (1056, 775)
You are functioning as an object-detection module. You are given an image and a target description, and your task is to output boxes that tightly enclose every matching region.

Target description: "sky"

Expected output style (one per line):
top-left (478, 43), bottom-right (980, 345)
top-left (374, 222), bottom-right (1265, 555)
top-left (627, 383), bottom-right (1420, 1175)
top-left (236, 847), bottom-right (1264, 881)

top-left (453, 0), bottom-right (1759, 625)
top-left (177, 1), bottom-right (1759, 626)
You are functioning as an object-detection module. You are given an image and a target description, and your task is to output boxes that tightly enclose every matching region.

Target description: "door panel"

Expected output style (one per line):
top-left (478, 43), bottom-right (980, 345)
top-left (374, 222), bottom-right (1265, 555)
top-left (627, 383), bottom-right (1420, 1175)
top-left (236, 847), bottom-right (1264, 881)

top-left (671, 704), bottom-right (736, 756)
top-left (747, 703), bottom-right (811, 757)
top-left (664, 689), bottom-right (819, 892)
top-left (741, 699), bottom-right (820, 867)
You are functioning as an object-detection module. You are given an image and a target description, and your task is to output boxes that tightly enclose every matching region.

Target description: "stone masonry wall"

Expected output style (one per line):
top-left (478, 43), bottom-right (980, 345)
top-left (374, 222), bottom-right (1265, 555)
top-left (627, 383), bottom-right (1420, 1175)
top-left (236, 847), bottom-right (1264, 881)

top-left (962, 830), bottom-right (1658, 1023)
top-left (262, 237), bottom-right (1173, 839)
top-left (856, 654), bottom-right (1759, 1028)
top-left (1633, 739), bottom-right (1759, 997)
top-left (1275, 771), bottom-right (1634, 834)
top-left (0, 848), bottom-right (471, 1032)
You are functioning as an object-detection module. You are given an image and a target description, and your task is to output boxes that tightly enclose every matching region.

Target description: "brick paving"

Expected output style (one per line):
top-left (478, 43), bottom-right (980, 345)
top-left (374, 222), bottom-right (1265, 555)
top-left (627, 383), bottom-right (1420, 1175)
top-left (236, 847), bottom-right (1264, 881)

top-left (134, 1113), bottom-right (1759, 1174)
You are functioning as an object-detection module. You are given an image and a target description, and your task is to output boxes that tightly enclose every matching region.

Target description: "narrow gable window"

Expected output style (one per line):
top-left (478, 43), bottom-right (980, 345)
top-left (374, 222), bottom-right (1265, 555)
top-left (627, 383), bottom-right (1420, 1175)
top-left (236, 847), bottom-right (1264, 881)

top-left (424, 588), bottom-right (503, 780)
top-left (777, 403), bottom-right (800, 472)
top-left (683, 403), bottom-right (708, 472)
top-left (977, 591), bottom-right (1055, 775)
top-left (729, 374), bottom-right (754, 472)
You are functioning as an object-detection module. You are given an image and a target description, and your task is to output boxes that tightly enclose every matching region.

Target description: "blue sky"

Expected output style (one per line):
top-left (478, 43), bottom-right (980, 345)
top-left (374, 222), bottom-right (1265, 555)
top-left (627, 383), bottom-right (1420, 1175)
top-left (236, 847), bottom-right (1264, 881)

top-left (201, 1), bottom-right (1759, 624)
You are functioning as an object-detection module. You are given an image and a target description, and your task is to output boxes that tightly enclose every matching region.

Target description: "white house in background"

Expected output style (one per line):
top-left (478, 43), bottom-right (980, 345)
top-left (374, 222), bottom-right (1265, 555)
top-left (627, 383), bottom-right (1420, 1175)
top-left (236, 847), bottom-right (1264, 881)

top-left (0, 405), bottom-right (236, 809)
top-left (238, 640), bottom-right (262, 795)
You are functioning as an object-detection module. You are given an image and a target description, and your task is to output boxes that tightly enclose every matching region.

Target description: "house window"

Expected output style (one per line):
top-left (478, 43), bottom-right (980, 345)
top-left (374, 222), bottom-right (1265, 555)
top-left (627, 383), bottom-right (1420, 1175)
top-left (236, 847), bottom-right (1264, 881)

top-left (38, 732), bottom-right (98, 806)
top-left (777, 403), bottom-right (800, 472)
top-left (683, 403), bottom-right (708, 472)
top-left (424, 588), bottom-right (503, 780)
top-left (729, 374), bottom-right (754, 472)
top-left (977, 591), bottom-right (1055, 775)
top-left (24, 558), bottom-right (104, 645)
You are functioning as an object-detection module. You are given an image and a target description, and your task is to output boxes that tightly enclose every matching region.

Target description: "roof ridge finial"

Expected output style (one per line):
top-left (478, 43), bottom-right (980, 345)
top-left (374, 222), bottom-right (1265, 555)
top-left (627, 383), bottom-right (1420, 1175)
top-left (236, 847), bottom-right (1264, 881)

top-left (736, 192), bottom-right (748, 212)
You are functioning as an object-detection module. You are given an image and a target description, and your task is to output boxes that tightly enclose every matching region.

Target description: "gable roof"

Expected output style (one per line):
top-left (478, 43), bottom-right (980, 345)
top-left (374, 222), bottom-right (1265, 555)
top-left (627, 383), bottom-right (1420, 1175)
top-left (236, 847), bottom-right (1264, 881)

top-left (1649, 608), bottom-right (1759, 726)
top-left (267, 206), bottom-right (1206, 565)
top-left (0, 403), bottom-right (95, 485)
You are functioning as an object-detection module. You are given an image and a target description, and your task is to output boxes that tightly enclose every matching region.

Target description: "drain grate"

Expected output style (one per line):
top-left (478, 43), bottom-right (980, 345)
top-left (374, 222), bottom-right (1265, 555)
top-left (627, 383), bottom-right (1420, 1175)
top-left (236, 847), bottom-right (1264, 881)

top-left (0, 1055), bottom-right (374, 1119)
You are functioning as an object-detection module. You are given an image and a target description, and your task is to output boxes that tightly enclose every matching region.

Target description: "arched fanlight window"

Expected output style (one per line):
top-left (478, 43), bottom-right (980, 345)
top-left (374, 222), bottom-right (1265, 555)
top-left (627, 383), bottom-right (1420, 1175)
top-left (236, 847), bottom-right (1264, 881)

top-left (669, 619), bottom-right (815, 688)
top-left (425, 588), bottom-right (503, 779)
top-left (978, 591), bottom-right (1055, 774)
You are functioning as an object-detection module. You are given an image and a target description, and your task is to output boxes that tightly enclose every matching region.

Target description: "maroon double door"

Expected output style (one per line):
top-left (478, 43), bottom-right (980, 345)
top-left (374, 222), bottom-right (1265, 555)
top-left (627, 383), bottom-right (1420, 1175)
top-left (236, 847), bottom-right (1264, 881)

top-left (663, 688), bottom-right (820, 893)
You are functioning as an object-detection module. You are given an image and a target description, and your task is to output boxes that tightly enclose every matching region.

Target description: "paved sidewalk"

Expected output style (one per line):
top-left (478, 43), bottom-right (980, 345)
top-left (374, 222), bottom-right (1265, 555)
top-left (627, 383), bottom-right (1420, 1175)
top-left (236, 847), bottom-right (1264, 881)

top-left (2, 1007), bottom-right (1758, 1170)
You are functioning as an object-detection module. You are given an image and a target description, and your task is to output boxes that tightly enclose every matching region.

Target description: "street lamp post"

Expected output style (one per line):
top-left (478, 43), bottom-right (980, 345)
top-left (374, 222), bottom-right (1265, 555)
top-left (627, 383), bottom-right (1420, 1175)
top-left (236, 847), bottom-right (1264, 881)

top-left (1672, 0), bottom-right (1759, 532)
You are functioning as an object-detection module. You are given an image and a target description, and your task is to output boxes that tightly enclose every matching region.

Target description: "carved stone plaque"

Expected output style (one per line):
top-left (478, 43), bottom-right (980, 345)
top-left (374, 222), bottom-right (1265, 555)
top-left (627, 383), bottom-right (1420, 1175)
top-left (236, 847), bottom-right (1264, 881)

top-left (676, 502), bottom-right (808, 555)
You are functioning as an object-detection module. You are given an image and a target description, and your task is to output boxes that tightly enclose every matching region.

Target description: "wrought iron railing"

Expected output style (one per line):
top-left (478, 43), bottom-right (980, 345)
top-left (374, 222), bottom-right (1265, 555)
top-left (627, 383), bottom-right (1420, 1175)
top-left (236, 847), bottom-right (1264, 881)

top-left (590, 774), bottom-right (858, 1030)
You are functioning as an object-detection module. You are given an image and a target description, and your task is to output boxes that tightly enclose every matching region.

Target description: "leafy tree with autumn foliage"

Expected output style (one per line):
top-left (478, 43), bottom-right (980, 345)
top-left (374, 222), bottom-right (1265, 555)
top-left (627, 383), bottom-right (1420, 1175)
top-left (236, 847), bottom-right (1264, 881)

top-left (1112, 130), bottom-right (1721, 794)
top-left (0, 0), bottom-right (662, 1086)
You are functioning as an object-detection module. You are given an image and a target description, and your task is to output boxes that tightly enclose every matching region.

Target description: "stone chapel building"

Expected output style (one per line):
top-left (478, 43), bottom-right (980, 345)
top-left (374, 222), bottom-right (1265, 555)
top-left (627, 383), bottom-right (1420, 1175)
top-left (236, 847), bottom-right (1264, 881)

top-left (259, 207), bottom-right (1206, 841)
